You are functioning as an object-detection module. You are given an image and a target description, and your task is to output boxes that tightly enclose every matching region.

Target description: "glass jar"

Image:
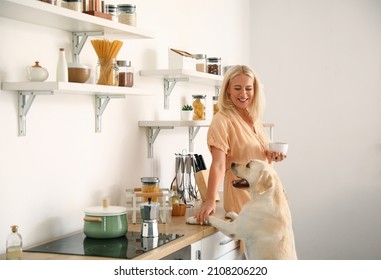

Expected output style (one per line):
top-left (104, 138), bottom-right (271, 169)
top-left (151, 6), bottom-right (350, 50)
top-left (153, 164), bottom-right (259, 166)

top-left (117, 60), bottom-right (134, 87)
top-left (61, 0), bottom-right (82, 12)
top-left (141, 177), bottom-right (160, 202)
top-left (96, 58), bottom-right (119, 86)
top-left (194, 54), bottom-right (206, 73)
top-left (118, 4), bottom-right (136, 26)
top-left (206, 57), bottom-right (221, 75)
top-left (192, 95), bottom-right (206, 120)
top-left (105, 4), bottom-right (118, 21)
top-left (213, 95), bottom-right (219, 115)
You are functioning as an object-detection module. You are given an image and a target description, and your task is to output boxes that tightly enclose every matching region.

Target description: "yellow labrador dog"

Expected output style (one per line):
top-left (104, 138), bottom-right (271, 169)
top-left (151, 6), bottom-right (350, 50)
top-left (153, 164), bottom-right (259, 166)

top-left (208, 159), bottom-right (297, 260)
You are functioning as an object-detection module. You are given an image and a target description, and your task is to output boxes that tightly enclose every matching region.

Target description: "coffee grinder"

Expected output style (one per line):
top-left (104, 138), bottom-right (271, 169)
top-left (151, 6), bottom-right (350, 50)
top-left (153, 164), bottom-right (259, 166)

top-left (140, 198), bottom-right (160, 238)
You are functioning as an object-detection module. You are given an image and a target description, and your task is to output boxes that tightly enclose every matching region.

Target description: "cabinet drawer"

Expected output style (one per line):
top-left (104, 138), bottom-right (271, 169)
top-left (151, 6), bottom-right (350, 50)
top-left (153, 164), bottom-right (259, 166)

top-left (201, 232), bottom-right (239, 260)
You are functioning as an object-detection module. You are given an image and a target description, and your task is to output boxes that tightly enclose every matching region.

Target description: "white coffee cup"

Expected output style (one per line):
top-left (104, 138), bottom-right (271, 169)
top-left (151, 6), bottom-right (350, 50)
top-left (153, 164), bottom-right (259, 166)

top-left (269, 142), bottom-right (288, 155)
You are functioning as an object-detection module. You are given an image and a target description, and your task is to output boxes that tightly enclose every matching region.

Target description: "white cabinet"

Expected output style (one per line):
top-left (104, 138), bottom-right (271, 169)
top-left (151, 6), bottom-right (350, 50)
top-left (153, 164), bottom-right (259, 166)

top-left (191, 231), bottom-right (242, 260)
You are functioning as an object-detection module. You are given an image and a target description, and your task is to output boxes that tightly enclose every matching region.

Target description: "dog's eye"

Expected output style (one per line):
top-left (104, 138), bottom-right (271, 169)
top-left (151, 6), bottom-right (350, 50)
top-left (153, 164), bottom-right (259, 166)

top-left (246, 162), bottom-right (251, 168)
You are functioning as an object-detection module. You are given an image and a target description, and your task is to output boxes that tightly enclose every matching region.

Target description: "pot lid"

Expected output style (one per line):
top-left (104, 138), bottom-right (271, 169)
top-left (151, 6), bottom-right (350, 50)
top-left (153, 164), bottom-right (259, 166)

top-left (85, 205), bottom-right (127, 216)
top-left (85, 199), bottom-right (127, 216)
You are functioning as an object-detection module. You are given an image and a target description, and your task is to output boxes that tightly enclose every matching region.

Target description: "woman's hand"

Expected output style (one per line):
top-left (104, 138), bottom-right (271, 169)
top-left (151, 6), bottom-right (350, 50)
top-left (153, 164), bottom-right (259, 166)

top-left (195, 199), bottom-right (216, 225)
top-left (267, 150), bottom-right (287, 163)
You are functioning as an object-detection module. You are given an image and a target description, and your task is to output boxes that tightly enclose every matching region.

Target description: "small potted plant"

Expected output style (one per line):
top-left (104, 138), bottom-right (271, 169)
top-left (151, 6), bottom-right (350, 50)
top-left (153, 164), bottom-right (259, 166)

top-left (181, 104), bottom-right (193, 121)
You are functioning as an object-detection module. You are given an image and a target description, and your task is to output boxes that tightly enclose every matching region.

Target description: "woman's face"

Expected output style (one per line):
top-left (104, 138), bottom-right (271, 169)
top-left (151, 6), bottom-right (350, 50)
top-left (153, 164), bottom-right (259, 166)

top-left (227, 74), bottom-right (254, 110)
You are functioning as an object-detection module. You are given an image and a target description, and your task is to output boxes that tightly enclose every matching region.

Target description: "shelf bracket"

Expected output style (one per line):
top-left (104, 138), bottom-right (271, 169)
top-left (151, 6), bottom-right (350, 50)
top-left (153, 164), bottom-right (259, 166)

top-left (145, 126), bottom-right (174, 158)
top-left (18, 91), bottom-right (53, 136)
top-left (72, 31), bottom-right (104, 63)
top-left (163, 77), bottom-right (189, 109)
top-left (188, 126), bottom-right (201, 153)
top-left (95, 95), bottom-right (125, 133)
top-left (214, 85), bottom-right (220, 96)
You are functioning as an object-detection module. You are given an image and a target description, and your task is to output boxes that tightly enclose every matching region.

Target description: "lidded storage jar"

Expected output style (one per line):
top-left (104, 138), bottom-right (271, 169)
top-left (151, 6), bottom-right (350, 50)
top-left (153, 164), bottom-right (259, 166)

top-left (117, 60), bottom-right (134, 87)
top-left (141, 177), bottom-right (160, 202)
top-left (105, 4), bottom-right (118, 21)
top-left (194, 54), bottom-right (206, 72)
top-left (192, 95), bottom-right (206, 120)
top-left (206, 57), bottom-right (221, 75)
top-left (61, 0), bottom-right (82, 12)
top-left (118, 4), bottom-right (136, 26)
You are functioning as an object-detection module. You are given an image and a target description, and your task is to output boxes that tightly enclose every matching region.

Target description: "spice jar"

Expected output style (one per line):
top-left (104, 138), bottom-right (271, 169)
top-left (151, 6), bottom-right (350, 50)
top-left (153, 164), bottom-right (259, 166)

top-left (61, 0), bottom-right (82, 12)
top-left (194, 54), bottom-right (206, 73)
top-left (118, 4), bottom-right (136, 26)
top-left (192, 95), bottom-right (206, 120)
top-left (213, 96), bottom-right (219, 115)
top-left (96, 58), bottom-right (119, 86)
top-left (117, 60), bottom-right (134, 87)
top-left (141, 177), bottom-right (160, 202)
top-left (105, 4), bottom-right (118, 21)
top-left (206, 57), bottom-right (221, 75)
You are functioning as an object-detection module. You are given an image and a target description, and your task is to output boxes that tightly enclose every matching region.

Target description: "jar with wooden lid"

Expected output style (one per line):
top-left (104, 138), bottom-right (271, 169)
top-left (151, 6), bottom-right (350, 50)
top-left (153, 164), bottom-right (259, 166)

top-left (192, 95), bottom-right (206, 120)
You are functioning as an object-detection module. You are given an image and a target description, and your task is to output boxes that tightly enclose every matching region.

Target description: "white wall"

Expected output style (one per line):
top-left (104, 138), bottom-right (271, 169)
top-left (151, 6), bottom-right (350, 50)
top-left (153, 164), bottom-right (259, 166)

top-left (1, 0), bottom-right (380, 260)
top-left (250, 0), bottom-right (381, 259)
top-left (0, 0), bottom-right (250, 254)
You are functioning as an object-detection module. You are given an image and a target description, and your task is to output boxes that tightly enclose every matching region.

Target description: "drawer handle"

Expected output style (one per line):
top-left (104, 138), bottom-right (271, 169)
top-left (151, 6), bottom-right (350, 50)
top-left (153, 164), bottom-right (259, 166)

top-left (219, 238), bottom-right (233, 245)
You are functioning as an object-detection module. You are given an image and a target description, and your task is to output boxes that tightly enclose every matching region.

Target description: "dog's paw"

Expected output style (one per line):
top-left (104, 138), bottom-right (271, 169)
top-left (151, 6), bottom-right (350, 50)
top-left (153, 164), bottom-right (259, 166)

top-left (225, 211), bottom-right (238, 221)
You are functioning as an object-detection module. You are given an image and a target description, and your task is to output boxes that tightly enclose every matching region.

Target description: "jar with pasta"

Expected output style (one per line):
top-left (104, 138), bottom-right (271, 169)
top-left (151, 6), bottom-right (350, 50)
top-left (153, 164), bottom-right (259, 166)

top-left (96, 58), bottom-right (119, 86)
top-left (141, 177), bottom-right (160, 202)
top-left (192, 95), bottom-right (206, 120)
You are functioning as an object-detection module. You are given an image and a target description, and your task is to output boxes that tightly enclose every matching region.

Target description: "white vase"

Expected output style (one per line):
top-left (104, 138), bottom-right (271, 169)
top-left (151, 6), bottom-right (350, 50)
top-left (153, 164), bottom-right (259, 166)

top-left (181, 110), bottom-right (193, 121)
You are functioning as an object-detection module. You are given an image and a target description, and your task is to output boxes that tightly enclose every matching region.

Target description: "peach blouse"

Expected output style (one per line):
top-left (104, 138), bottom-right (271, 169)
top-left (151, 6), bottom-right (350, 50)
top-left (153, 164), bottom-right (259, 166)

top-left (207, 109), bottom-right (269, 213)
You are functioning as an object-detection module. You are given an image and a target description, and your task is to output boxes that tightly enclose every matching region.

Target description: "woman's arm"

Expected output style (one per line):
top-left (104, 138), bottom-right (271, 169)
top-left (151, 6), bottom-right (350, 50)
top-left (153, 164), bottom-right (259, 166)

top-left (195, 146), bottom-right (226, 224)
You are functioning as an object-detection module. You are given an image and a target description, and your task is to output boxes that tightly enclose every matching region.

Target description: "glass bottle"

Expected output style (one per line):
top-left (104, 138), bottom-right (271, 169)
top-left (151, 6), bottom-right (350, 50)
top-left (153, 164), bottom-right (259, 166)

top-left (192, 95), bottom-right (206, 120)
top-left (57, 48), bottom-right (68, 82)
top-left (96, 58), bottom-right (119, 86)
top-left (117, 60), bottom-right (134, 87)
top-left (213, 95), bottom-right (219, 115)
top-left (6, 225), bottom-right (22, 260)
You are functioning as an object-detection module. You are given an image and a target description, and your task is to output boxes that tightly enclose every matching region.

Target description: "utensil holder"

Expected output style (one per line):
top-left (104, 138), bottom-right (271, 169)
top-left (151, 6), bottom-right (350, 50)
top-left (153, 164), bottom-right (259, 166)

top-left (194, 169), bottom-right (220, 202)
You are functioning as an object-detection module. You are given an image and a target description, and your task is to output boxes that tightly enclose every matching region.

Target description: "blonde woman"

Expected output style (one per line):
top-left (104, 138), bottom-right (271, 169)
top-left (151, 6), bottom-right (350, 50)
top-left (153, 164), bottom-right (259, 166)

top-left (195, 65), bottom-right (286, 224)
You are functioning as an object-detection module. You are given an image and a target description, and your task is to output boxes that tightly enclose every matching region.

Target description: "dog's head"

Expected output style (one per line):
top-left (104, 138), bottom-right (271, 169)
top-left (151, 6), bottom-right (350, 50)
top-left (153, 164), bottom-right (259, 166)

top-left (231, 160), bottom-right (274, 196)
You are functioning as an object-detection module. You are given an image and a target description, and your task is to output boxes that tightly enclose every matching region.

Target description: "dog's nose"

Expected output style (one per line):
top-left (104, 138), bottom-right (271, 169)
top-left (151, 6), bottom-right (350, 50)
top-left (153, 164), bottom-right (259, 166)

top-left (231, 163), bottom-right (236, 168)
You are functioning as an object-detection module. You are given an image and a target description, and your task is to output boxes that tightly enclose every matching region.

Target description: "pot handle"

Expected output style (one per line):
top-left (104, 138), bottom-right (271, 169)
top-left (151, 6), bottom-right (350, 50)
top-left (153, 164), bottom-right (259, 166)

top-left (84, 216), bottom-right (103, 222)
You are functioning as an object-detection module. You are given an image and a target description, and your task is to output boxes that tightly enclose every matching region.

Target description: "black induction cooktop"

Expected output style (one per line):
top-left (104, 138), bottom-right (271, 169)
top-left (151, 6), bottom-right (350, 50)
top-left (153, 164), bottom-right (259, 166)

top-left (25, 232), bottom-right (183, 259)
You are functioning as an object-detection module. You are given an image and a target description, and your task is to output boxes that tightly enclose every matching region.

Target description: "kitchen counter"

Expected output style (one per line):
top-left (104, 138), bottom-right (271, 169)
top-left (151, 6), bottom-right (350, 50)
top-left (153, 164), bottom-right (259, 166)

top-left (0, 199), bottom-right (226, 260)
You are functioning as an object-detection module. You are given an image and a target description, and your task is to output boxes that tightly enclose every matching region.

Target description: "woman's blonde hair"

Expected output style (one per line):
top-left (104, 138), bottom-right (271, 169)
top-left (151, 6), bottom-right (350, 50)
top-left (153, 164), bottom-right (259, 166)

top-left (218, 65), bottom-right (265, 122)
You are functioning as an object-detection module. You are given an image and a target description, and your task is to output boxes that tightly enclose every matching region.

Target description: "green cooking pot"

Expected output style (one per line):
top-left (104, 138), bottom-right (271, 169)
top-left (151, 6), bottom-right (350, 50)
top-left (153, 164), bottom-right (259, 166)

top-left (83, 201), bottom-right (127, 239)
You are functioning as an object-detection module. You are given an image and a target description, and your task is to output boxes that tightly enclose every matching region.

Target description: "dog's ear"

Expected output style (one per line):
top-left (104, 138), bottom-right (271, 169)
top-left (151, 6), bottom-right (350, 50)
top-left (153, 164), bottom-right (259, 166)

top-left (254, 169), bottom-right (274, 194)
